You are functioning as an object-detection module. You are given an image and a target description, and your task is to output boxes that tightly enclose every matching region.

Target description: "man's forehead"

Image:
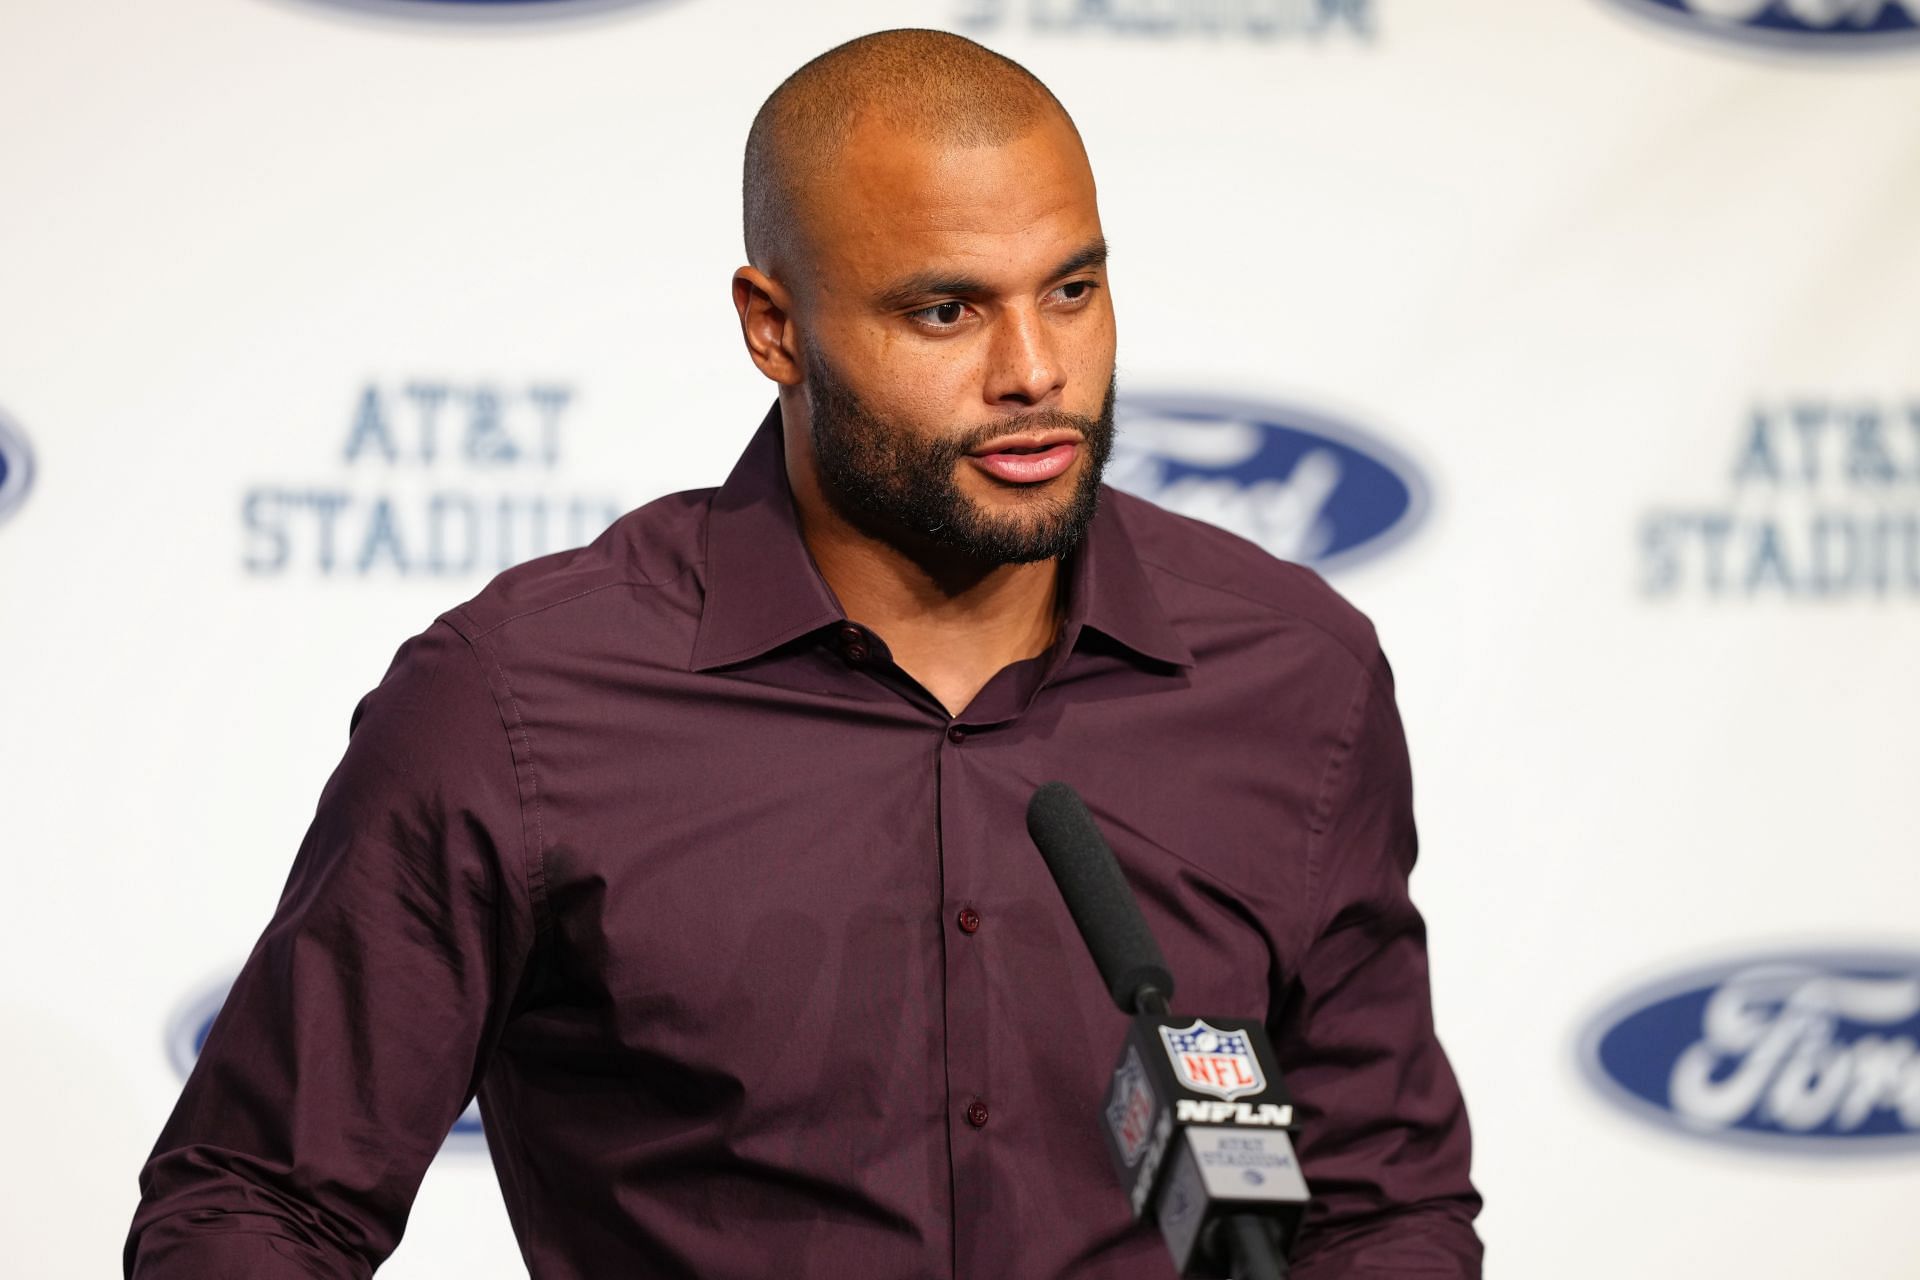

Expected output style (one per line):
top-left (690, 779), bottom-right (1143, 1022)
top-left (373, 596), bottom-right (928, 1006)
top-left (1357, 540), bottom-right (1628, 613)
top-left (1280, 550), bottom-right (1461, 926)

top-left (802, 114), bottom-right (1102, 290)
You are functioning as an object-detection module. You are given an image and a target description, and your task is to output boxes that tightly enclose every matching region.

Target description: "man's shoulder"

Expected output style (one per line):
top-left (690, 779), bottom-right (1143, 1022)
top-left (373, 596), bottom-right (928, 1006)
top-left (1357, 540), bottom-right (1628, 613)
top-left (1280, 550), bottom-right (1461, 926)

top-left (440, 487), bottom-right (717, 644)
top-left (1104, 487), bottom-right (1381, 672)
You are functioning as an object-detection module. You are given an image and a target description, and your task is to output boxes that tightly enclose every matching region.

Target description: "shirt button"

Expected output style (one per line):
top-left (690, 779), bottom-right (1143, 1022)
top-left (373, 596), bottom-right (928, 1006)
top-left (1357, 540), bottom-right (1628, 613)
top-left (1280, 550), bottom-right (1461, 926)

top-left (836, 623), bottom-right (863, 645)
top-left (957, 906), bottom-right (982, 935)
top-left (965, 1099), bottom-right (990, 1129)
top-left (844, 642), bottom-right (869, 663)
top-left (946, 725), bottom-right (966, 744)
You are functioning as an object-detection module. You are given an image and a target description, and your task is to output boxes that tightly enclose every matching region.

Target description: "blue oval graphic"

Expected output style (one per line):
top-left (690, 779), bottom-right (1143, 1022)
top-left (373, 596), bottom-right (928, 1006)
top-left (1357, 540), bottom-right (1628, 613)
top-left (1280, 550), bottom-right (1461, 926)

top-left (284, 0), bottom-right (670, 22)
top-left (168, 976), bottom-right (486, 1144)
top-left (1604, 0), bottom-right (1920, 52)
top-left (1578, 949), bottom-right (1920, 1153)
top-left (1108, 392), bottom-right (1426, 572)
top-left (0, 409), bottom-right (34, 527)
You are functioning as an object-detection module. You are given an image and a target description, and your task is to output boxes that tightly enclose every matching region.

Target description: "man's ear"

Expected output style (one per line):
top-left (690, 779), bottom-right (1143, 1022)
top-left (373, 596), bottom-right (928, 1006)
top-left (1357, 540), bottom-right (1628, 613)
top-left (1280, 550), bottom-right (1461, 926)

top-left (732, 266), bottom-right (804, 386)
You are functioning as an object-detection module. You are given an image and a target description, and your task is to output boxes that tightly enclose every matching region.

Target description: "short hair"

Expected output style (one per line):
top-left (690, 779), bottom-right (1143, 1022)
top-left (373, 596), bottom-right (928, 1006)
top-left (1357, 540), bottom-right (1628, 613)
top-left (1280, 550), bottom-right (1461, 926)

top-left (743, 29), bottom-right (1075, 282)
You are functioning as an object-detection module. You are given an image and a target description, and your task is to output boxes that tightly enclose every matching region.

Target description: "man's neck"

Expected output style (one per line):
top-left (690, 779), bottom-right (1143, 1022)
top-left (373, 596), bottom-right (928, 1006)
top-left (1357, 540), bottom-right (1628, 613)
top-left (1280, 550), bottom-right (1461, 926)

top-left (797, 507), bottom-right (1063, 717)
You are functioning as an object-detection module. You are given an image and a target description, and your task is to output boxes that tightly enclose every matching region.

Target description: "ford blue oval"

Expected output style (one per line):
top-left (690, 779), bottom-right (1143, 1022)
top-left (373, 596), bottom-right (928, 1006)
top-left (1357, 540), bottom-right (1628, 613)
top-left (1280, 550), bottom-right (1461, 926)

top-left (167, 976), bottom-right (487, 1143)
top-left (1605, 0), bottom-right (1920, 53)
top-left (1578, 949), bottom-right (1920, 1153)
top-left (286, 0), bottom-right (667, 22)
top-left (1107, 392), bottom-right (1426, 573)
top-left (0, 410), bottom-right (34, 527)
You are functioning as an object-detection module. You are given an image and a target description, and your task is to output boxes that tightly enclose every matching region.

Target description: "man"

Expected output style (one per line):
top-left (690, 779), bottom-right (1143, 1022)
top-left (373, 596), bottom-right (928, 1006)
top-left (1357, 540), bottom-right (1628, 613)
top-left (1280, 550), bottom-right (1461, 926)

top-left (127, 28), bottom-right (1480, 1279)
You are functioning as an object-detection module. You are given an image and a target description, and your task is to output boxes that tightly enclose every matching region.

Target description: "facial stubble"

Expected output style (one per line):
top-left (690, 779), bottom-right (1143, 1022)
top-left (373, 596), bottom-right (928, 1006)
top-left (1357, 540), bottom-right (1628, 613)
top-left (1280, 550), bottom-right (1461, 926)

top-left (803, 350), bottom-right (1117, 568)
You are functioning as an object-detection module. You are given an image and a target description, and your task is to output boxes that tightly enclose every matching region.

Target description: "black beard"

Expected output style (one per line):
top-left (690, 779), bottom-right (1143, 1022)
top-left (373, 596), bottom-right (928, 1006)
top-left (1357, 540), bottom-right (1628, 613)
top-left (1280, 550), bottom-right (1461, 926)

top-left (803, 351), bottom-right (1116, 567)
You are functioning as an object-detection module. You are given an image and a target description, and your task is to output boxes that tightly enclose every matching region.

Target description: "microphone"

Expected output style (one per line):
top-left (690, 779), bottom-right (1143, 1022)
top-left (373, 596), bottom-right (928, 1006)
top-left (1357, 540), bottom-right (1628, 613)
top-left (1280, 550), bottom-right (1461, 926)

top-left (1024, 781), bottom-right (1175, 1016)
top-left (1026, 782), bottom-right (1309, 1280)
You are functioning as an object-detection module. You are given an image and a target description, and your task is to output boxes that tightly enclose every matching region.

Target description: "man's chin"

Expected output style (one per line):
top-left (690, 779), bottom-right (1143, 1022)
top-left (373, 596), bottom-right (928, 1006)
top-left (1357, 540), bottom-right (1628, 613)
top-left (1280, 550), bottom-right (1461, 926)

top-left (954, 481), bottom-right (1075, 524)
top-left (926, 502), bottom-right (1089, 565)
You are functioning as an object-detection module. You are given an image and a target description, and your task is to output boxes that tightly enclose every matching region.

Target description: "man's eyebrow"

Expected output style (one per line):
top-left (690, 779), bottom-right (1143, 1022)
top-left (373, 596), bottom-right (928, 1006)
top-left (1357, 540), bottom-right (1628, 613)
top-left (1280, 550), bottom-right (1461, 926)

top-left (874, 272), bottom-right (991, 311)
top-left (1050, 237), bottom-right (1109, 280)
top-left (873, 237), bottom-right (1111, 312)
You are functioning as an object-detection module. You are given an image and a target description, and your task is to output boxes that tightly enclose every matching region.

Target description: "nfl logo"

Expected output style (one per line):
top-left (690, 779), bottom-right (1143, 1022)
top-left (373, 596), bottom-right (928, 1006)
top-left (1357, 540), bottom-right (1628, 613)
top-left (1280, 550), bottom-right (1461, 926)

top-left (1159, 1020), bottom-right (1266, 1102)
top-left (1106, 1047), bottom-right (1156, 1167)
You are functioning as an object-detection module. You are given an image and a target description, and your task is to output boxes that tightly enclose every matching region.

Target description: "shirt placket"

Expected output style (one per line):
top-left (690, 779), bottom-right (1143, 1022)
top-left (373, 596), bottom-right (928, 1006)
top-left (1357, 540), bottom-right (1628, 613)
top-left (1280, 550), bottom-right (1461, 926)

top-left (831, 617), bottom-right (1056, 1278)
top-left (936, 646), bottom-right (1056, 1278)
top-left (937, 705), bottom-right (992, 1280)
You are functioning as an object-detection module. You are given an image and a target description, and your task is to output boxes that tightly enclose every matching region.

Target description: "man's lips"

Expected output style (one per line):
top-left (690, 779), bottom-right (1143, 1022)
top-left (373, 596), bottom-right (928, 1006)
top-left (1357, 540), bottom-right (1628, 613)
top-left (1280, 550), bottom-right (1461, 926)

top-left (966, 432), bottom-right (1083, 485)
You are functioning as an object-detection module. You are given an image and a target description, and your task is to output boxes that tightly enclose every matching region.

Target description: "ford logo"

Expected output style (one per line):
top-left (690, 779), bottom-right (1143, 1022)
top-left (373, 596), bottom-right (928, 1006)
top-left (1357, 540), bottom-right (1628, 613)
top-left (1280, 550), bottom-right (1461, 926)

top-left (284, 0), bottom-right (668, 22)
top-left (167, 975), bottom-right (486, 1143)
top-left (1578, 950), bottom-right (1920, 1152)
top-left (0, 408), bottom-right (34, 527)
top-left (1603, 0), bottom-right (1920, 52)
top-left (1108, 393), bottom-right (1426, 572)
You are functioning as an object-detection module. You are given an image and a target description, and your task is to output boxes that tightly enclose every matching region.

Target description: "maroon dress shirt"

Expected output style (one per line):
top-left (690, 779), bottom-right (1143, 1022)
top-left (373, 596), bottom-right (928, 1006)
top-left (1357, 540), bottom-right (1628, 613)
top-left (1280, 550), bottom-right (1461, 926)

top-left (127, 407), bottom-right (1481, 1278)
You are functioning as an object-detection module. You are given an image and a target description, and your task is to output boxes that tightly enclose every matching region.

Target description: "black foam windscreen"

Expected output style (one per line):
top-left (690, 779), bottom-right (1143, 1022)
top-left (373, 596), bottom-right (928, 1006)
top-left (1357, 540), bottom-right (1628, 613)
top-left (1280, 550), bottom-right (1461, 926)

top-left (1025, 781), bottom-right (1175, 1014)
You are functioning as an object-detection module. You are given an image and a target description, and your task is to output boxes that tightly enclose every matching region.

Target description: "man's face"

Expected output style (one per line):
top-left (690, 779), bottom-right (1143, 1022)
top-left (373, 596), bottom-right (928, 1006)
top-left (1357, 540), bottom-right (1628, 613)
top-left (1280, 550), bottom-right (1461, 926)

top-left (790, 110), bottom-right (1118, 565)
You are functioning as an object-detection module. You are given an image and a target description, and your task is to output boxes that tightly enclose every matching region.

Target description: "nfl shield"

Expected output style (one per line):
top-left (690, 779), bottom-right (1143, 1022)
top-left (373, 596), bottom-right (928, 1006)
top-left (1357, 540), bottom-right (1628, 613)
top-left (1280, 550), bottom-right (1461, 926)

top-left (1106, 1046), bottom-right (1157, 1167)
top-left (1159, 1019), bottom-right (1267, 1102)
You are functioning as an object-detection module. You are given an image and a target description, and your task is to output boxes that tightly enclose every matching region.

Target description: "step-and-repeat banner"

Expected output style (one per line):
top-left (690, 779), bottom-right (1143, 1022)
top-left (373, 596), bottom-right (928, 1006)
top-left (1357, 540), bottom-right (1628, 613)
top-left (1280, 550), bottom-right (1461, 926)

top-left (3, 1), bottom-right (1916, 1275)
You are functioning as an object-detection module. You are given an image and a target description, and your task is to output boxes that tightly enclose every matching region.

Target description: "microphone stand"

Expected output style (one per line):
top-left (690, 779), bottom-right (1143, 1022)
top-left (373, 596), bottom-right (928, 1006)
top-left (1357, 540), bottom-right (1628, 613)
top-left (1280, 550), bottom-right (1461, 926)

top-left (1225, 1216), bottom-right (1287, 1280)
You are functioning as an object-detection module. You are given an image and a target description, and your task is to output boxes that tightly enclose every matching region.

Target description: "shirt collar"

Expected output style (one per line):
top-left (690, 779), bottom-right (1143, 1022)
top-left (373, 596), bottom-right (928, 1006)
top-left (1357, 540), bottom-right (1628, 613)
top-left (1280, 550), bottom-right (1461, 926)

top-left (690, 403), bottom-right (1195, 673)
top-left (1064, 487), bottom-right (1196, 671)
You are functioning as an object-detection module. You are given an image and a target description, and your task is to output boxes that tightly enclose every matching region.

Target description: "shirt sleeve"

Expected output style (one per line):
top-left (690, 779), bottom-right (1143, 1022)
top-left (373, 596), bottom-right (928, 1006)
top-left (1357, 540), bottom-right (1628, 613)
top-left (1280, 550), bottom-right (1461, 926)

top-left (125, 619), bottom-right (539, 1279)
top-left (1275, 648), bottom-right (1483, 1279)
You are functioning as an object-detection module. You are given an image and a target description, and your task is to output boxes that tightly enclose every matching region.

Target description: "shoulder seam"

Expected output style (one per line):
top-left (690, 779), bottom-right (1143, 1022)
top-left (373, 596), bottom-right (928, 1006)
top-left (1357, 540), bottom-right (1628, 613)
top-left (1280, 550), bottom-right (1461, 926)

top-left (449, 563), bottom-right (701, 640)
top-left (1301, 660), bottom-right (1380, 956)
top-left (1133, 552), bottom-right (1375, 672)
top-left (438, 620), bottom-right (551, 941)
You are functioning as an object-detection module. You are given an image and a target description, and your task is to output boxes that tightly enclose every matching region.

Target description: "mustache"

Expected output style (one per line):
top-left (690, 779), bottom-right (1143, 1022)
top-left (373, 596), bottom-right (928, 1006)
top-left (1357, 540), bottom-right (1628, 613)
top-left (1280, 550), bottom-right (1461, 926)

top-left (939, 408), bottom-right (1104, 455)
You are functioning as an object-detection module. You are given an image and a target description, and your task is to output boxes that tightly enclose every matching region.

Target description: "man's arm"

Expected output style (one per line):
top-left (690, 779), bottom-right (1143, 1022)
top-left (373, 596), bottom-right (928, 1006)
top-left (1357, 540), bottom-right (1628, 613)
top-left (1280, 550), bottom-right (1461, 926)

top-left (125, 621), bottom-right (539, 1278)
top-left (1275, 648), bottom-right (1482, 1279)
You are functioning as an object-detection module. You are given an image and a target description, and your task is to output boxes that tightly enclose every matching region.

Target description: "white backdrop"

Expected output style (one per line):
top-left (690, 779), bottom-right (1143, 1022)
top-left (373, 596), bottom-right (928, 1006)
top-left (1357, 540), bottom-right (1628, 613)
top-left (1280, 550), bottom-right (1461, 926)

top-left (3, 1), bottom-right (1918, 1276)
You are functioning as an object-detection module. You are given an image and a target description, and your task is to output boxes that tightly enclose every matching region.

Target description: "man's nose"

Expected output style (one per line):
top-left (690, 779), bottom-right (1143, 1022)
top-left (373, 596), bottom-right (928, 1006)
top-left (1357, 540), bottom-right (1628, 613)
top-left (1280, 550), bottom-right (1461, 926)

top-left (984, 305), bottom-right (1065, 408)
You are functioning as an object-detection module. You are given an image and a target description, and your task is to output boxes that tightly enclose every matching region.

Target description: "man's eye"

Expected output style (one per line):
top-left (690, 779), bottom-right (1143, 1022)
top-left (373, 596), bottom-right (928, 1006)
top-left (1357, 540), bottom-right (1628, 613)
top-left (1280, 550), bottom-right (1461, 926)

top-left (1053, 281), bottom-right (1094, 303)
top-left (912, 301), bottom-right (968, 327)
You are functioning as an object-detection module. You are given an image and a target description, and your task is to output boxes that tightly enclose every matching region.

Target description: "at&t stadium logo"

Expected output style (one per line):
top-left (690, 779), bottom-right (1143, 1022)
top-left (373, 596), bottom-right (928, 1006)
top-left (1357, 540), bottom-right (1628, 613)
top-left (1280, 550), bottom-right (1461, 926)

top-left (0, 409), bottom-right (34, 526)
top-left (1605, 0), bottom-right (1920, 52)
top-left (1109, 393), bottom-right (1426, 571)
top-left (1579, 950), bottom-right (1920, 1152)
top-left (955, 0), bottom-right (1373, 40)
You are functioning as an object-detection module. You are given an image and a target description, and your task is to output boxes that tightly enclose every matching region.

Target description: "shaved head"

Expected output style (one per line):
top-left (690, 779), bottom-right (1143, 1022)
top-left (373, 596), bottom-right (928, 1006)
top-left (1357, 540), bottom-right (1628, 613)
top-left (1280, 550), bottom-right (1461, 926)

top-left (743, 29), bottom-right (1075, 284)
top-left (730, 29), bottom-right (1114, 590)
